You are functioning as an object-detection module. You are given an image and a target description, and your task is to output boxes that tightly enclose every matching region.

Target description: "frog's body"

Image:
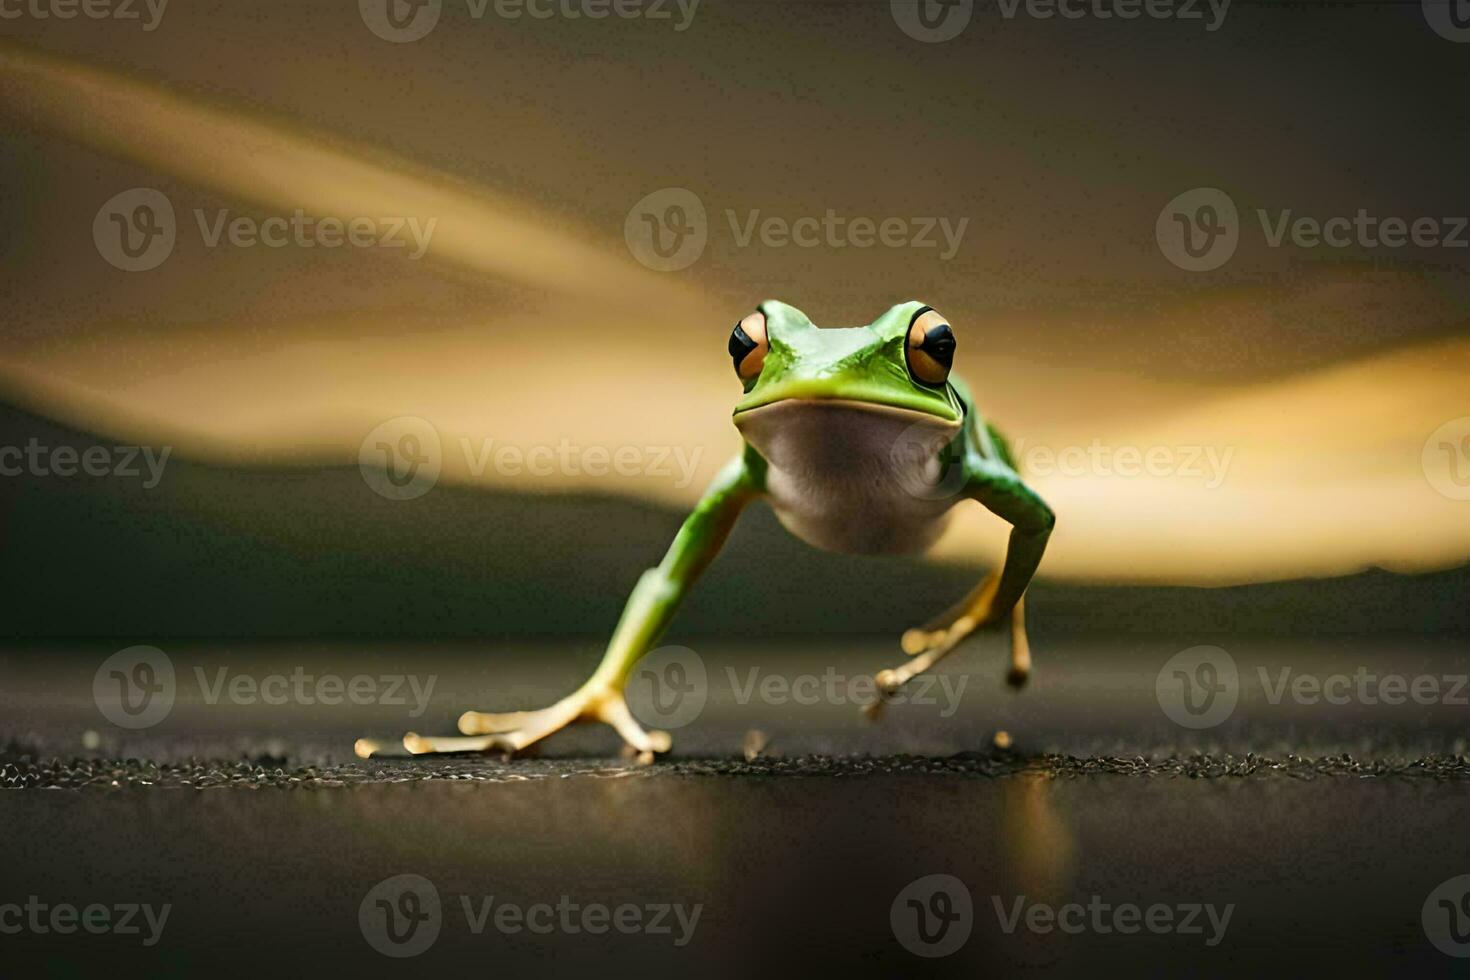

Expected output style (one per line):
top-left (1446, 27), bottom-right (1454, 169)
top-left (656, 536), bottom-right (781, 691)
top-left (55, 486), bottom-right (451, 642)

top-left (357, 300), bottom-right (1054, 762)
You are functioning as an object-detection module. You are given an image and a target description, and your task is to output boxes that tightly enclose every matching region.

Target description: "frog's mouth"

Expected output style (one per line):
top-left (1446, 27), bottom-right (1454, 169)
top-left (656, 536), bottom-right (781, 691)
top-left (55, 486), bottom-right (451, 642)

top-left (733, 397), bottom-right (958, 428)
top-left (733, 398), bottom-right (962, 474)
top-left (732, 379), bottom-right (962, 424)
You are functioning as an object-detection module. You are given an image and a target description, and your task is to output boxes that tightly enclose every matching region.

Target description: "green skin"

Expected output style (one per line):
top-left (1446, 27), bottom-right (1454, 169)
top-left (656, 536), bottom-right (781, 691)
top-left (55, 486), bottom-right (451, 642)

top-left (579, 300), bottom-right (1052, 702)
top-left (376, 299), bottom-right (1054, 759)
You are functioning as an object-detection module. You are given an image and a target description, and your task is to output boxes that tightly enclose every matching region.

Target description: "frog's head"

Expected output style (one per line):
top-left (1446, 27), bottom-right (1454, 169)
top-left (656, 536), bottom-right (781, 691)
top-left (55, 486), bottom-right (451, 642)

top-left (729, 300), bottom-right (965, 473)
top-left (730, 299), bottom-right (963, 424)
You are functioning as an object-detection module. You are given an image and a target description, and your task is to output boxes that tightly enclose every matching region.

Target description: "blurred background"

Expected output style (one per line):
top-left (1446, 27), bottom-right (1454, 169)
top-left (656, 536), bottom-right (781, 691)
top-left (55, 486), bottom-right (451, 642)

top-left (0, 0), bottom-right (1467, 614)
top-left (3, 3), bottom-right (1470, 976)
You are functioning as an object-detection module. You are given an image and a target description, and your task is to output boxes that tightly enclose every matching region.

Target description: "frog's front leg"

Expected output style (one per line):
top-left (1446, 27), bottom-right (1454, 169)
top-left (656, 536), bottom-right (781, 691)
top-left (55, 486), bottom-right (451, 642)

top-left (871, 456), bottom-right (1053, 707)
top-left (354, 455), bottom-right (759, 762)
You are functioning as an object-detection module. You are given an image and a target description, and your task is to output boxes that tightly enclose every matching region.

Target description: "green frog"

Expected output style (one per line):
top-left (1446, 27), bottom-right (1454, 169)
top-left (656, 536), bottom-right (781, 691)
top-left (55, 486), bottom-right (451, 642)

top-left (357, 300), bottom-right (1054, 761)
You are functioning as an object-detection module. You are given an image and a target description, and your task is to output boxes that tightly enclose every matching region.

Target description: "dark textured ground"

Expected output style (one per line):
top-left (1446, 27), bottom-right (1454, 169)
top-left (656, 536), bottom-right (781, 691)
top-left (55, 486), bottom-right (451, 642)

top-left (9, 749), bottom-right (1470, 789)
top-left (5, 635), bottom-right (1470, 977)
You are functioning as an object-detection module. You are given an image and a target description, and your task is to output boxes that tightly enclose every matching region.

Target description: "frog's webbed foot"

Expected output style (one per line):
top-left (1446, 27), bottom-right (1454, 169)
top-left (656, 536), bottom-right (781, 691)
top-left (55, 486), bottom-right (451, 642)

top-left (354, 686), bottom-right (671, 764)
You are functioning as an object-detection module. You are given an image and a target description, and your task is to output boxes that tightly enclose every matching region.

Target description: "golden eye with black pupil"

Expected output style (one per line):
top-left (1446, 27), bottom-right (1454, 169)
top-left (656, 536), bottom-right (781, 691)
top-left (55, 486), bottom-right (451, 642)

top-left (906, 306), bottom-right (955, 386)
top-left (729, 310), bottom-right (768, 380)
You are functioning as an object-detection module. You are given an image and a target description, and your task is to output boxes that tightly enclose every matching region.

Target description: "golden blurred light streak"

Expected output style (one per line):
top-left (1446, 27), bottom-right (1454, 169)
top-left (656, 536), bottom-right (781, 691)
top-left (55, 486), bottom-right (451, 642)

top-left (934, 337), bottom-right (1470, 581)
top-left (0, 41), bottom-right (703, 314)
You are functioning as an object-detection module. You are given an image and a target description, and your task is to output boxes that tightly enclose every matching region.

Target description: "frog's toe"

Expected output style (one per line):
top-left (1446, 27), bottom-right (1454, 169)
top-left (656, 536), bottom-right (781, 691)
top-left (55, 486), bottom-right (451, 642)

top-left (595, 694), bottom-right (672, 756)
top-left (402, 732), bottom-right (518, 758)
top-left (458, 708), bottom-right (538, 735)
top-left (353, 737), bottom-right (390, 759)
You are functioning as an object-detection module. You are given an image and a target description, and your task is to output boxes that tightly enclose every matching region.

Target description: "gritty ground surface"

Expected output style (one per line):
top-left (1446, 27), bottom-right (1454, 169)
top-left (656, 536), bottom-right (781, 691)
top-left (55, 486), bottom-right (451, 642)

top-left (8, 749), bottom-right (1470, 789)
top-left (5, 635), bottom-right (1470, 977)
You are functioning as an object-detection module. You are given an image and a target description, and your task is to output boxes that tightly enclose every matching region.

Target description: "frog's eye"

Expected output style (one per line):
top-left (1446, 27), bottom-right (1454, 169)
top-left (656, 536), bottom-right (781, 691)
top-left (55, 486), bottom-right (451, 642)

top-left (729, 310), bottom-right (768, 380)
top-left (906, 307), bottom-right (955, 386)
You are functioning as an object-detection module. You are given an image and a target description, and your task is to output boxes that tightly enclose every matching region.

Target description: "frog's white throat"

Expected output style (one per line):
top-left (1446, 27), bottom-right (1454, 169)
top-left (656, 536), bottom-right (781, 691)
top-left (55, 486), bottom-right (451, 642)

top-left (734, 398), bottom-right (964, 555)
